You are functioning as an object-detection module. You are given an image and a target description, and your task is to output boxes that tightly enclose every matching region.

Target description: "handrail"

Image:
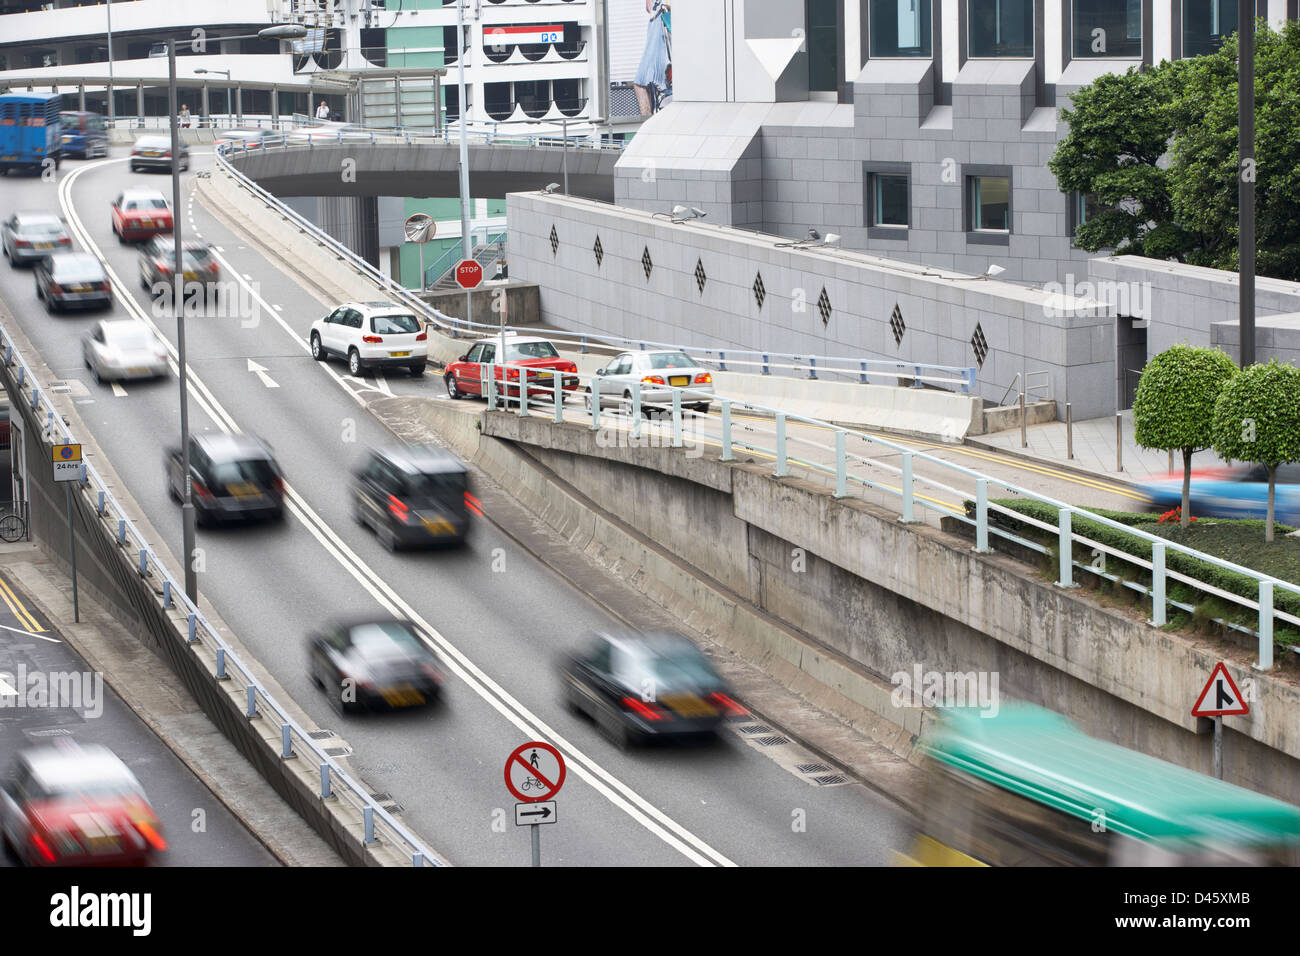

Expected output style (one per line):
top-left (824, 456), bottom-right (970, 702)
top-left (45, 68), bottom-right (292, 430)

top-left (0, 324), bottom-right (442, 867)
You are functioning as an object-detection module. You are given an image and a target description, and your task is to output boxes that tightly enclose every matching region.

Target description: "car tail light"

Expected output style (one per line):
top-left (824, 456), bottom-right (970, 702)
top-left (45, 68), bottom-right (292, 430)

top-left (134, 820), bottom-right (167, 851)
top-left (161, 151), bottom-right (172, 158)
top-left (694, 372), bottom-right (713, 385)
top-left (206, 262), bottom-right (219, 273)
top-left (387, 494), bottom-right (409, 521)
top-left (156, 260), bottom-right (171, 275)
top-left (94, 281), bottom-right (110, 292)
top-left (642, 375), bottom-right (666, 385)
top-left (271, 476), bottom-right (285, 495)
top-left (621, 696), bottom-right (672, 721)
top-left (562, 362), bottom-right (577, 373)
top-left (15, 239), bottom-right (30, 248)
top-left (362, 335), bottom-right (383, 343)
top-left (709, 691), bottom-right (747, 716)
top-left (420, 662), bottom-right (443, 683)
top-left (58, 237), bottom-right (71, 245)
top-left (30, 830), bottom-right (57, 863)
top-left (415, 332), bottom-right (427, 341)
top-left (191, 479), bottom-right (214, 501)
top-left (48, 283), bottom-right (64, 294)
top-left (506, 367), bottom-right (520, 380)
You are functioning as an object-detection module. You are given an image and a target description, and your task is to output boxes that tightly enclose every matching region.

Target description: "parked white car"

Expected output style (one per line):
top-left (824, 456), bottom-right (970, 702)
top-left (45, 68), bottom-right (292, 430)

top-left (309, 301), bottom-right (428, 377)
top-left (587, 349), bottom-right (714, 414)
top-left (82, 319), bottom-right (169, 383)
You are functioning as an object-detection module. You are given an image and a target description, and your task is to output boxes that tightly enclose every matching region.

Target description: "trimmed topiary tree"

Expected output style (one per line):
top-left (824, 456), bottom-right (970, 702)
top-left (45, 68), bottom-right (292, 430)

top-left (1133, 344), bottom-right (1238, 528)
top-left (1211, 359), bottom-right (1300, 543)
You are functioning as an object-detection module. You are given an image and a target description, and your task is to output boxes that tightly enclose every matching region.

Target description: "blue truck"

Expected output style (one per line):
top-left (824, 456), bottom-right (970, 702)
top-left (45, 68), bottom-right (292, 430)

top-left (0, 93), bottom-right (63, 175)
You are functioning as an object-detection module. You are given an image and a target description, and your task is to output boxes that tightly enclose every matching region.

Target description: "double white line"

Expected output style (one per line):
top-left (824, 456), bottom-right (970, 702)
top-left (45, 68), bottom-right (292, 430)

top-left (57, 159), bottom-right (736, 867)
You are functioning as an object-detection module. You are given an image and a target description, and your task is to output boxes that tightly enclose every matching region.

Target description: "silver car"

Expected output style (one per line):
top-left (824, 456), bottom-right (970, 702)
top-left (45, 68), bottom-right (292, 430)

top-left (2, 212), bottom-right (72, 266)
top-left (588, 350), bottom-right (714, 414)
top-left (83, 320), bottom-right (169, 383)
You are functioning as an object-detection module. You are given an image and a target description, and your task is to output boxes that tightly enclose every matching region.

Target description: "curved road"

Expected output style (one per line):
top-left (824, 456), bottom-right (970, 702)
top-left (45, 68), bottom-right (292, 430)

top-left (0, 149), bottom-right (911, 866)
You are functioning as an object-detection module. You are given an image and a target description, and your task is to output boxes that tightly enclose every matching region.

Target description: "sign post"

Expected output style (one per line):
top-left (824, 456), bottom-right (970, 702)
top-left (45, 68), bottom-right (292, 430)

top-left (1191, 662), bottom-right (1250, 779)
top-left (504, 741), bottom-right (565, 867)
top-left (52, 444), bottom-right (82, 622)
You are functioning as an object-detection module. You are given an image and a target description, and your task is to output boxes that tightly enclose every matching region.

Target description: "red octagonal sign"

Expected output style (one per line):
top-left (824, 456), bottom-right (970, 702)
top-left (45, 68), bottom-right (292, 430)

top-left (504, 741), bottom-right (565, 803)
top-left (455, 259), bottom-right (483, 290)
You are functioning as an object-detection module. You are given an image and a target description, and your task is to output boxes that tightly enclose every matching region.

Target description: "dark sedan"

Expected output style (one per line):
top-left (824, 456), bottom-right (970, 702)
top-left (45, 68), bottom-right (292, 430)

top-left (561, 631), bottom-right (747, 748)
top-left (33, 252), bottom-right (111, 312)
top-left (165, 433), bottom-right (285, 526)
top-left (308, 619), bottom-right (445, 714)
top-left (2, 212), bottom-right (72, 266)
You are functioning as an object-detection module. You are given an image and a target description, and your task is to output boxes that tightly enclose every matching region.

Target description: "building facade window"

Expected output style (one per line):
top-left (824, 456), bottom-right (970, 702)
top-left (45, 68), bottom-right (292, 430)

top-left (807, 0), bottom-right (840, 91)
top-left (968, 175), bottom-right (1011, 231)
top-left (873, 174), bottom-right (910, 226)
top-left (1074, 190), bottom-right (1102, 229)
top-left (967, 0), bottom-right (1034, 57)
top-left (1073, 0), bottom-right (1142, 58)
top-left (869, 0), bottom-right (933, 57)
top-left (1183, 0), bottom-right (1236, 57)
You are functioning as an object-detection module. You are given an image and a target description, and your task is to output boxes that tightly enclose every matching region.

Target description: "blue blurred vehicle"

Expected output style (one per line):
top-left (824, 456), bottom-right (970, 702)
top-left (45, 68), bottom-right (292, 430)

top-left (59, 111), bottom-right (108, 159)
top-left (0, 94), bottom-right (62, 175)
top-left (1138, 464), bottom-right (1300, 526)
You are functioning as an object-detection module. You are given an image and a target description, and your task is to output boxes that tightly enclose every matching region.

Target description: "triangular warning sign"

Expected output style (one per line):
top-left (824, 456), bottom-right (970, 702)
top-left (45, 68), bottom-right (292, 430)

top-left (1192, 662), bottom-right (1250, 717)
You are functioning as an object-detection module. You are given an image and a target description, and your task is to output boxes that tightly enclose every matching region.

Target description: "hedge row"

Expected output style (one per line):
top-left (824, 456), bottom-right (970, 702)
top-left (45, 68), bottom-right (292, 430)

top-left (964, 498), bottom-right (1300, 620)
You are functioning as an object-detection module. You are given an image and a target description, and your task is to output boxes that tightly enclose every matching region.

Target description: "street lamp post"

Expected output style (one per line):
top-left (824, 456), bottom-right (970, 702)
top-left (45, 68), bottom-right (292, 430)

top-left (1238, 3), bottom-right (1255, 368)
top-left (167, 24), bottom-right (304, 603)
top-left (456, 0), bottom-right (475, 344)
top-left (105, 0), bottom-right (114, 122)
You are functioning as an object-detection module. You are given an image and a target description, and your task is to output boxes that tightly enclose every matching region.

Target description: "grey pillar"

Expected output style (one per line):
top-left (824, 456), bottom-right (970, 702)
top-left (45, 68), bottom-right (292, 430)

top-left (201, 84), bottom-right (209, 123)
top-left (235, 86), bottom-right (243, 123)
top-left (136, 81), bottom-right (144, 122)
top-left (271, 84), bottom-right (279, 124)
top-left (78, 84), bottom-right (85, 111)
top-left (394, 74), bottom-right (402, 128)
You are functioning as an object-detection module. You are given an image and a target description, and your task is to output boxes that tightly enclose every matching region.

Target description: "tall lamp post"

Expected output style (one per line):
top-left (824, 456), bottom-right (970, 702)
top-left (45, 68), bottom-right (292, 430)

top-left (167, 23), bottom-right (305, 603)
top-left (1238, 3), bottom-right (1255, 368)
top-left (456, 0), bottom-right (475, 343)
top-left (105, 0), bottom-right (114, 122)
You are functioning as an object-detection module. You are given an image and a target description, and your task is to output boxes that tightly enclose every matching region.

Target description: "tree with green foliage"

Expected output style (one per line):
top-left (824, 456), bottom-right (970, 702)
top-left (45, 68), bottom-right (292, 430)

top-left (1211, 360), bottom-right (1300, 543)
top-left (1133, 345), bottom-right (1238, 528)
top-left (1052, 20), bottom-right (1300, 280)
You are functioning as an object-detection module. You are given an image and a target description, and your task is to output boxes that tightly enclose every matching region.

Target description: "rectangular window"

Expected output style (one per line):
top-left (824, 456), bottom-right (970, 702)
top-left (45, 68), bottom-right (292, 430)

top-left (1183, 0), bottom-right (1237, 57)
top-left (1073, 0), bottom-right (1143, 58)
top-left (1075, 191), bottom-right (1102, 228)
top-left (872, 174), bottom-right (910, 226)
top-left (969, 175), bottom-right (1010, 231)
top-left (869, 0), bottom-right (932, 57)
top-left (967, 0), bottom-right (1034, 57)
top-left (806, 0), bottom-right (840, 91)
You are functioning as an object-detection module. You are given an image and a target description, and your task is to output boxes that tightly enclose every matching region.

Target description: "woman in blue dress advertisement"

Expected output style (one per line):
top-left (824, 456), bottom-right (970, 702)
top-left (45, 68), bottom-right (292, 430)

top-left (634, 0), bottom-right (672, 115)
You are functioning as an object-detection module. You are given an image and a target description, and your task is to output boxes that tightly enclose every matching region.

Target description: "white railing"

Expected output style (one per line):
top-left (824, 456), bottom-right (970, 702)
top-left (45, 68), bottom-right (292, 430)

top-left (0, 327), bottom-right (443, 867)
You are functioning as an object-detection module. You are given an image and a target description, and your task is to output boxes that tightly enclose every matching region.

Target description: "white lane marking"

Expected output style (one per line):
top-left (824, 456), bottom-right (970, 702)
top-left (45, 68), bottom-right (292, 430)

top-left (0, 623), bottom-right (60, 643)
top-left (246, 358), bottom-right (280, 389)
top-left (58, 160), bottom-right (736, 868)
top-left (372, 369), bottom-right (392, 397)
top-left (272, 304), bottom-right (282, 312)
top-left (111, 383), bottom-right (128, 398)
top-left (0, 674), bottom-right (15, 697)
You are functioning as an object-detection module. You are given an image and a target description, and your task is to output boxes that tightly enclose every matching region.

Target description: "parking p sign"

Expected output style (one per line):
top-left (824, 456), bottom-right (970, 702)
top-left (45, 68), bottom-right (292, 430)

top-left (52, 444), bottom-right (83, 483)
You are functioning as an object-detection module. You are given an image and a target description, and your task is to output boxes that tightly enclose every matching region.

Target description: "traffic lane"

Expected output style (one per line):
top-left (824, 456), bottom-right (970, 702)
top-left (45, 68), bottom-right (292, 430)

top-left (53, 159), bottom-right (909, 866)
top-left (133, 242), bottom-right (908, 869)
top-left (173, 164), bottom-right (910, 866)
top-left (0, 571), bottom-right (276, 867)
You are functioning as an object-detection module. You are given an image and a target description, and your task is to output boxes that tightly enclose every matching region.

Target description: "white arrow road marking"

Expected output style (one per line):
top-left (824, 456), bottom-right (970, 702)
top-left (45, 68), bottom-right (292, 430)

top-left (247, 359), bottom-right (279, 388)
top-left (111, 383), bottom-right (128, 398)
top-left (0, 673), bottom-right (15, 697)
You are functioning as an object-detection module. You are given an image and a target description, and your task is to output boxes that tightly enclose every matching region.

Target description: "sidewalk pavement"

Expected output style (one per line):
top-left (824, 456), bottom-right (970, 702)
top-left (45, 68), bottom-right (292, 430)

top-left (970, 409), bottom-right (1236, 487)
top-left (0, 539), bottom-right (343, 866)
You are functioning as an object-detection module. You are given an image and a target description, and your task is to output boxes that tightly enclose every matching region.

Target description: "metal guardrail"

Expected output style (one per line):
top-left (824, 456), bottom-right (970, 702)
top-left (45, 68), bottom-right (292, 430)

top-left (0, 326), bottom-right (442, 867)
top-left (477, 364), bottom-right (1299, 671)
top-left (212, 139), bottom-right (1296, 670)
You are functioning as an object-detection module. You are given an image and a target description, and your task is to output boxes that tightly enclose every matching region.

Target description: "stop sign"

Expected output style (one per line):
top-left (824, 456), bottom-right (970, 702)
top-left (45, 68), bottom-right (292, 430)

top-left (455, 259), bottom-right (483, 290)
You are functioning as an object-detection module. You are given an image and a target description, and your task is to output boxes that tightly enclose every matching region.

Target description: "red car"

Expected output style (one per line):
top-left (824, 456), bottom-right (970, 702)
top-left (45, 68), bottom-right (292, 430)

top-left (0, 743), bottom-right (167, 867)
top-left (443, 335), bottom-right (579, 401)
top-left (111, 189), bottom-right (173, 243)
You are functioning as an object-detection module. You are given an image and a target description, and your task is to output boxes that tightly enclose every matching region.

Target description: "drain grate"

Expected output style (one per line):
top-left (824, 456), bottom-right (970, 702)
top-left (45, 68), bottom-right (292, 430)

top-left (813, 773), bottom-right (849, 786)
top-left (369, 792), bottom-right (392, 803)
top-left (737, 724), bottom-right (770, 735)
top-left (323, 746), bottom-right (351, 757)
top-left (25, 727), bottom-right (72, 737)
top-left (796, 763), bottom-right (831, 775)
top-left (755, 735), bottom-right (790, 747)
top-left (382, 802), bottom-right (404, 814)
top-left (308, 730), bottom-right (334, 740)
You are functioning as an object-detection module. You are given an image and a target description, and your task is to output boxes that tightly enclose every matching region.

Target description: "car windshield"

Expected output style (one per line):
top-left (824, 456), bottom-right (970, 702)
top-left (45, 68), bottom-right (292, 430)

top-left (209, 458), bottom-right (278, 485)
top-left (406, 471), bottom-right (467, 499)
top-left (350, 623), bottom-right (422, 655)
top-left (18, 219), bottom-right (64, 236)
top-left (135, 137), bottom-right (168, 148)
top-left (640, 650), bottom-right (719, 687)
top-left (124, 199), bottom-right (168, 211)
top-left (51, 259), bottom-right (104, 281)
top-left (105, 327), bottom-right (156, 349)
top-left (505, 341), bottom-right (560, 361)
top-left (647, 352), bottom-right (694, 370)
top-left (372, 314), bottom-right (420, 335)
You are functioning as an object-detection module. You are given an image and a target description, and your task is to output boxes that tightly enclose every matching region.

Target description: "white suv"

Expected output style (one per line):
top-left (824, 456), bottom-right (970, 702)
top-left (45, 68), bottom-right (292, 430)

top-left (310, 301), bottom-right (428, 377)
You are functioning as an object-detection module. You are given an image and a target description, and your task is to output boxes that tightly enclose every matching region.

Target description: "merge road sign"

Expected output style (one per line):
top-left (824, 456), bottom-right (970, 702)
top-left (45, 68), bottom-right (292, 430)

top-left (1192, 662), bottom-right (1250, 718)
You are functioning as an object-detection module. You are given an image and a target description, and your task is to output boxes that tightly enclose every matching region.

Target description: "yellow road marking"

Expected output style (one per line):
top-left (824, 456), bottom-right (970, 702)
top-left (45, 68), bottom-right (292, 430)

top-left (0, 576), bottom-right (44, 633)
